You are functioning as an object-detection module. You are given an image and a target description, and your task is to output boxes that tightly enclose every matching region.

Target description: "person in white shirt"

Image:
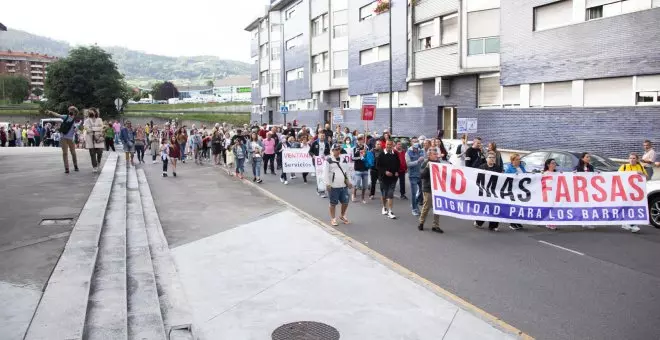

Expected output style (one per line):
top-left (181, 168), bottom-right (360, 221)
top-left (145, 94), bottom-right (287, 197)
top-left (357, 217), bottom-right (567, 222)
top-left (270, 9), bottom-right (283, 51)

top-left (641, 140), bottom-right (656, 180)
top-left (83, 108), bottom-right (105, 173)
top-left (324, 144), bottom-right (353, 226)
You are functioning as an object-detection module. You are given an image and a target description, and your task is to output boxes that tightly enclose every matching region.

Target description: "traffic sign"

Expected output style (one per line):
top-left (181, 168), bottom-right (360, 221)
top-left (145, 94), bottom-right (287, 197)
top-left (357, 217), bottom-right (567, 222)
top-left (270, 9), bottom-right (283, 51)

top-left (280, 105), bottom-right (289, 115)
top-left (114, 98), bottom-right (124, 112)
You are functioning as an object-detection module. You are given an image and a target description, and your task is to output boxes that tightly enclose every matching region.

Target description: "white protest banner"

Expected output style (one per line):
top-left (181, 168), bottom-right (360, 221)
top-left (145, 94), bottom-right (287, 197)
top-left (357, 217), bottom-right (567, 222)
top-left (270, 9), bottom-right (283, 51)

top-left (282, 148), bottom-right (314, 173)
top-left (314, 154), bottom-right (355, 192)
top-left (430, 163), bottom-right (649, 226)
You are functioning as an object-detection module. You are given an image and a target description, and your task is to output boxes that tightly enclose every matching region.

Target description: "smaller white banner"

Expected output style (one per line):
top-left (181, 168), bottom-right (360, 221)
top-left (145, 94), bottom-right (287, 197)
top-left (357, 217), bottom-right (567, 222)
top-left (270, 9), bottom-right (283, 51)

top-left (282, 148), bottom-right (314, 173)
top-left (314, 154), bottom-right (355, 192)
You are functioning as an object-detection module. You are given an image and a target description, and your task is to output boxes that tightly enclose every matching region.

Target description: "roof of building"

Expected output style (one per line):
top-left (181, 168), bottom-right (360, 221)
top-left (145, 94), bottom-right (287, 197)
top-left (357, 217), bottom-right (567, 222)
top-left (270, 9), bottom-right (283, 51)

top-left (178, 86), bottom-right (214, 92)
top-left (214, 76), bottom-right (251, 87)
top-left (244, 17), bottom-right (262, 31)
top-left (0, 23), bottom-right (6, 31)
top-left (0, 51), bottom-right (58, 61)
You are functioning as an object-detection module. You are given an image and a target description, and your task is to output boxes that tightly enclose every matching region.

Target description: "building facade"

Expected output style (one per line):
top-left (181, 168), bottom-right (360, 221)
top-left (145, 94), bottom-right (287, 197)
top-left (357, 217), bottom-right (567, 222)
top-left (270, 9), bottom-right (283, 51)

top-left (213, 75), bottom-right (252, 102)
top-left (0, 51), bottom-right (57, 95)
top-left (245, 0), bottom-right (660, 158)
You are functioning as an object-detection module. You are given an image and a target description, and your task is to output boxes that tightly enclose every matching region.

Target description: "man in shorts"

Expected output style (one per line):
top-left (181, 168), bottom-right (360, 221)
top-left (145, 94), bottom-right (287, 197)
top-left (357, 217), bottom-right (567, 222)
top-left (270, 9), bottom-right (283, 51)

top-left (324, 144), bottom-right (352, 226)
top-left (376, 140), bottom-right (401, 219)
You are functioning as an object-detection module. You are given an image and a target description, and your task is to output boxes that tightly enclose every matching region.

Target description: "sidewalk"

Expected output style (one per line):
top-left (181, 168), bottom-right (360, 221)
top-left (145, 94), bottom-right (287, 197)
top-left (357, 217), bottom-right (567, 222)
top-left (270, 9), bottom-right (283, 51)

top-left (142, 162), bottom-right (523, 339)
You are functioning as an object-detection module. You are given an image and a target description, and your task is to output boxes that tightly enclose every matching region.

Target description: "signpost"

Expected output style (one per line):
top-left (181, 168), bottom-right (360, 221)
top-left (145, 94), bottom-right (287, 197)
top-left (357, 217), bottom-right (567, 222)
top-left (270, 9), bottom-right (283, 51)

top-left (280, 105), bottom-right (288, 125)
top-left (361, 95), bottom-right (377, 134)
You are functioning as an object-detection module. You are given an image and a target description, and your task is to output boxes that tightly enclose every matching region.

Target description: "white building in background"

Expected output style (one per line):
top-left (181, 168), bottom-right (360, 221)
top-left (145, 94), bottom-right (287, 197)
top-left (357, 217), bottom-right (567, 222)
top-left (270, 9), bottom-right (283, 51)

top-left (213, 75), bottom-right (252, 102)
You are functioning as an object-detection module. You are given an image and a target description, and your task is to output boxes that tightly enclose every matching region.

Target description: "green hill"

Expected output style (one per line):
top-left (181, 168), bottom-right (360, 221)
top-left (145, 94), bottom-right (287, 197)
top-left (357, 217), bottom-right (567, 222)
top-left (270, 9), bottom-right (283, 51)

top-left (0, 29), bottom-right (251, 86)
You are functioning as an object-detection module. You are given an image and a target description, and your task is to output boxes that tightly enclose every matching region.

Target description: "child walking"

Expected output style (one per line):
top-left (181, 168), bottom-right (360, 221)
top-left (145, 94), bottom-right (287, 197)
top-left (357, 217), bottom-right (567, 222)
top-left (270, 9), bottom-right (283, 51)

top-left (169, 135), bottom-right (180, 177)
top-left (160, 138), bottom-right (170, 177)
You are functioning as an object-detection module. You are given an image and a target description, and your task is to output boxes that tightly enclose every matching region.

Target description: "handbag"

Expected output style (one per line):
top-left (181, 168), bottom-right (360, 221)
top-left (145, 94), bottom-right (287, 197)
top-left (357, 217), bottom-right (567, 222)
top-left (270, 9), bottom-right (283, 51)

top-left (330, 159), bottom-right (353, 189)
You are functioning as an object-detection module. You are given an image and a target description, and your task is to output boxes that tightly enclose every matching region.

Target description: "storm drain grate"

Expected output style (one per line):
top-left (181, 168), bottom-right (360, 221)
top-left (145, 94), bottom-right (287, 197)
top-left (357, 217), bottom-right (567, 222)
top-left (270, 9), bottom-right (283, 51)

top-left (272, 321), bottom-right (340, 340)
top-left (40, 218), bottom-right (74, 226)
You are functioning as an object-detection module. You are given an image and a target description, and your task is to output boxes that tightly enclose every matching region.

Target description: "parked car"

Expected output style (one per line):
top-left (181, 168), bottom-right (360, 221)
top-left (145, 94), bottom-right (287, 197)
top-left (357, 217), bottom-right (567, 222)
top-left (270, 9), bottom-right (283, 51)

top-left (648, 180), bottom-right (660, 228)
top-left (518, 150), bottom-right (620, 173)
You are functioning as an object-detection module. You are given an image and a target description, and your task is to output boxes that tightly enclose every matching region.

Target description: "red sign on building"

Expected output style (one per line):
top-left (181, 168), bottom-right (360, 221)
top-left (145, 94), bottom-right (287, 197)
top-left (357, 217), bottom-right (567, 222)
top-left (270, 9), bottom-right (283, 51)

top-left (361, 95), bottom-right (377, 121)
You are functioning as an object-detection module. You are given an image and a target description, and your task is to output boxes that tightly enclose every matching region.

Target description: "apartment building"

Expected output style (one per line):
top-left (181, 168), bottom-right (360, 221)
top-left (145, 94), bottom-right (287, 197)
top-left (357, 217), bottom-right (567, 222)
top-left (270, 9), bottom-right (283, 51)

top-left (246, 0), bottom-right (660, 157)
top-left (0, 51), bottom-right (57, 94)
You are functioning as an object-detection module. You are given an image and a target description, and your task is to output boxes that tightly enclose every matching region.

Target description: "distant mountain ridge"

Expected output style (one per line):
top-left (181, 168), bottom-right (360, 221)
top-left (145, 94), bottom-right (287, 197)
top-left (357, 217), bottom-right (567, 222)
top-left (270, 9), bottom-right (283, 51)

top-left (0, 29), bottom-right (251, 86)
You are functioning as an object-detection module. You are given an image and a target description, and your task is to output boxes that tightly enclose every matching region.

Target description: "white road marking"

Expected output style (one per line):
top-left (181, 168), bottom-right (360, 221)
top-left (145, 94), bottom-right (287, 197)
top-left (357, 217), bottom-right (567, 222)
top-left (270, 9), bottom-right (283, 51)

top-left (538, 240), bottom-right (585, 256)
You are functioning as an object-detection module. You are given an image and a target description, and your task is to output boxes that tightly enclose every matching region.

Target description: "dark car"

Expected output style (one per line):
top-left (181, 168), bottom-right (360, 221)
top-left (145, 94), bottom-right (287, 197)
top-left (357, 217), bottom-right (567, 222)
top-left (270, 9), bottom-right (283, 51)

top-left (520, 150), bottom-right (620, 173)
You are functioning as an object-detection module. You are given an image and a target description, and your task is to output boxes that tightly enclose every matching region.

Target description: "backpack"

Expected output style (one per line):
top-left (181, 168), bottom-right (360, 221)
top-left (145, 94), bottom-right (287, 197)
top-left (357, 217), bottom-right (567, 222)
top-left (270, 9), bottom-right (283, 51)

top-left (364, 150), bottom-right (375, 169)
top-left (59, 116), bottom-right (75, 134)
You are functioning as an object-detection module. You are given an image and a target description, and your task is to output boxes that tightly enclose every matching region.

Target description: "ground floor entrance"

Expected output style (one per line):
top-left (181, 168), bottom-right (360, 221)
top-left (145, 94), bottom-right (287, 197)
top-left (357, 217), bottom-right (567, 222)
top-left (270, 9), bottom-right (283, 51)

top-left (438, 106), bottom-right (457, 139)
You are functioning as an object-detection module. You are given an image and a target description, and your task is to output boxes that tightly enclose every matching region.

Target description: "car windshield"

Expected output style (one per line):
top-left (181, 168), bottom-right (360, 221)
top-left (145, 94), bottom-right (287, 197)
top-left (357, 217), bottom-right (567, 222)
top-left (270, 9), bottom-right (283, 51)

top-left (584, 153), bottom-right (619, 169)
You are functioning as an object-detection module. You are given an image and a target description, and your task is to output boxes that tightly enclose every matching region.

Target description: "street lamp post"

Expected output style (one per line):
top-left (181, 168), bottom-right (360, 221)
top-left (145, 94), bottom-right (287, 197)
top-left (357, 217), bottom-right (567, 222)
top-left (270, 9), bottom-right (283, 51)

top-left (388, 2), bottom-right (393, 134)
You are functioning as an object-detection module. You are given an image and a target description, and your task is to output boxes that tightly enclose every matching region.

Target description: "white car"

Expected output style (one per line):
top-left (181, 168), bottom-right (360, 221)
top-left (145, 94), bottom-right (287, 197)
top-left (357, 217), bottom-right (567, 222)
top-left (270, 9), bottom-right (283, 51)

top-left (648, 180), bottom-right (660, 228)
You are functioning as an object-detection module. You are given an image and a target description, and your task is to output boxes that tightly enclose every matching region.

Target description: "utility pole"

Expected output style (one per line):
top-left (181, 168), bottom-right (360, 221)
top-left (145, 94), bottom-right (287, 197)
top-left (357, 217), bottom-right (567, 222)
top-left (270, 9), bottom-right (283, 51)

top-left (388, 1), bottom-right (393, 134)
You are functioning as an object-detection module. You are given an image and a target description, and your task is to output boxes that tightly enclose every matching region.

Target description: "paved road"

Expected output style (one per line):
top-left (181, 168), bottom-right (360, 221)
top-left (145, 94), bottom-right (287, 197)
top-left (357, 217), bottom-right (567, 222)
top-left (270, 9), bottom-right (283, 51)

top-left (243, 168), bottom-right (660, 340)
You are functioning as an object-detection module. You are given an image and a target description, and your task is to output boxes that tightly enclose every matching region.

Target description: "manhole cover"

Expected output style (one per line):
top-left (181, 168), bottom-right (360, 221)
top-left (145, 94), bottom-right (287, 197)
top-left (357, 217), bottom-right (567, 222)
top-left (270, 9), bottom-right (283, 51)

top-left (40, 218), bottom-right (74, 226)
top-left (272, 321), bottom-right (340, 340)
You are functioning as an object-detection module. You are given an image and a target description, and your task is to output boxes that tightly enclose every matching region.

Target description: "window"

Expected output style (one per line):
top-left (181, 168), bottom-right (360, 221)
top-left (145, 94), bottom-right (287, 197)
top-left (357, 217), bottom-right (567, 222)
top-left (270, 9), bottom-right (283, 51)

top-left (271, 72), bottom-right (281, 90)
top-left (333, 69), bottom-right (348, 78)
top-left (333, 24), bottom-right (348, 38)
top-left (417, 21), bottom-right (436, 51)
top-left (271, 24), bottom-right (281, 33)
top-left (289, 102), bottom-right (297, 110)
top-left (360, 48), bottom-right (375, 65)
top-left (654, 0), bottom-right (660, 7)
top-left (312, 14), bottom-right (329, 36)
top-left (378, 44), bottom-right (390, 61)
top-left (271, 46), bottom-right (281, 61)
top-left (360, 2), bottom-right (376, 21)
top-left (333, 9), bottom-right (348, 25)
top-left (312, 54), bottom-right (321, 72)
top-left (530, 84), bottom-right (543, 107)
top-left (583, 77), bottom-right (632, 107)
top-left (285, 35), bottom-right (302, 50)
top-left (635, 74), bottom-right (660, 105)
top-left (549, 152), bottom-right (574, 170)
top-left (286, 68), bottom-right (304, 81)
top-left (261, 71), bottom-right (269, 85)
top-left (543, 81), bottom-right (572, 107)
top-left (398, 91), bottom-right (408, 107)
top-left (468, 37), bottom-right (500, 55)
top-left (586, 6), bottom-right (603, 20)
top-left (534, 0), bottom-right (573, 31)
top-left (378, 93), bottom-right (390, 108)
top-left (503, 85), bottom-right (520, 107)
top-left (286, 2), bottom-right (299, 20)
top-left (441, 13), bottom-right (458, 45)
top-left (260, 44), bottom-right (269, 59)
top-left (342, 100), bottom-right (350, 108)
top-left (333, 50), bottom-right (348, 73)
top-left (478, 74), bottom-right (501, 108)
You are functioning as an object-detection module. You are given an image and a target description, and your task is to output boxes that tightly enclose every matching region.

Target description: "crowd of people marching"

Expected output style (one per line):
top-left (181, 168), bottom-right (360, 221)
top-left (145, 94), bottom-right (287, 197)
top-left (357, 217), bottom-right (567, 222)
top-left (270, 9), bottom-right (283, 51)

top-left (2, 107), bottom-right (657, 233)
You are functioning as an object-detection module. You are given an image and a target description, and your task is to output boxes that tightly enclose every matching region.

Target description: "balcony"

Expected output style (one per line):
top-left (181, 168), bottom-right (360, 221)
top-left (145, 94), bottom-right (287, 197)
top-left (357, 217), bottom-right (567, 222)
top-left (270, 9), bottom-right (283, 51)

top-left (260, 58), bottom-right (269, 71)
top-left (260, 84), bottom-right (270, 97)
top-left (5, 63), bottom-right (16, 67)
top-left (31, 81), bottom-right (44, 85)
top-left (31, 76), bottom-right (44, 80)
top-left (312, 71), bottom-right (330, 92)
top-left (30, 64), bottom-right (43, 68)
top-left (311, 33), bottom-right (329, 55)
top-left (413, 44), bottom-right (459, 79)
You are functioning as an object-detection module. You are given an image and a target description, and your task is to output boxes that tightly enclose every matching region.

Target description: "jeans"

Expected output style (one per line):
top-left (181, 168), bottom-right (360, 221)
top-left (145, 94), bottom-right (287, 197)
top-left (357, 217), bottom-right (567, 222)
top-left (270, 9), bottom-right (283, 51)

top-left (162, 158), bottom-right (168, 173)
top-left (105, 137), bottom-right (115, 151)
top-left (114, 133), bottom-right (120, 145)
top-left (276, 151), bottom-right (282, 169)
top-left (179, 142), bottom-right (187, 161)
top-left (236, 157), bottom-right (245, 173)
top-left (369, 169), bottom-right (379, 196)
top-left (252, 157), bottom-right (262, 177)
top-left (135, 145), bottom-right (145, 162)
top-left (398, 174), bottom-right (406, 196)
top-left (263, 153), bottom-right (275, 174)
top-left (88, 148), bottom-right (103, 168)
top-left (60, 138), bottom-right (78, 170)
top-left (419, 192), bottom-right (439, 227)
top-left (409, 177), bottom-right (421, 212)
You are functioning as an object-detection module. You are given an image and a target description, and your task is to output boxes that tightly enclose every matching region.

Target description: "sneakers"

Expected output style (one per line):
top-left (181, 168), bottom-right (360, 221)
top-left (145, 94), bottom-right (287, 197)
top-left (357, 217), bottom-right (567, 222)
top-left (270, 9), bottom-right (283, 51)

top-left (253, 177), bottom-right (257, 182)
top-left (473, 221), bottom-right (482, 229)
top-left (290, 174), bottom-right (297, 179)
top-left (74, 166), bottom-right (79, 172)
top-left (622, 225), bottom-right (641, 233)
top-left (401, 195), bottom-right (408, 200)
top-left (280, 177), bottom-right (284, 183)
top-left (431, 227), bottom-right (444, 233)
top-left (173, 172), bottom-right (177, 177)
top-left (412, 210), bottom-right (420, 216)
top-left (382, 207), bottom-right (388, 215)
top-left (509, 224), bottom-right (523, 231)
top-left (257, 179), bottom-right (263, 183)
top-left (92, 167), bottom-right (98, 173)
top-left (489, 227), bottom-right (499, 232)
top-left (65, 169), bottom-right (70, 174)
top-left (162, 173), bottom-right (168, 177)
top-left (152, 160), bottom-right (157, 164)
top-left (387, 211), bottom-right (397, 219)
top-left (418, 223), bottom-right (424, 231)
top-left (320, 193), bottom-right (327, 198)
top-left (362, 200), bottom-right (367, 204)
top-left (284, 180), bottom-right (288, 185)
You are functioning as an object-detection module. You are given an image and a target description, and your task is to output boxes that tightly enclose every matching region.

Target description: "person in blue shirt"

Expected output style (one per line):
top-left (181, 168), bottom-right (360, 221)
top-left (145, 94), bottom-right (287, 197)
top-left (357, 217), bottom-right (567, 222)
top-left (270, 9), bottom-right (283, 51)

top-left (504, 153), bottom-right (526, 230)
top-left (45, 106), bottom-right (82, 173)
top-left (120, 120), bottom-right (137, 166)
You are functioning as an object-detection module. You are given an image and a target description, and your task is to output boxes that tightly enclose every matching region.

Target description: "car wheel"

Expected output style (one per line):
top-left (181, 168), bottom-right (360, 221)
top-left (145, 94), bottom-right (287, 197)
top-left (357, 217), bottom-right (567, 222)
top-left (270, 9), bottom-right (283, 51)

top-left (650, 194), bottom-right (660, 229)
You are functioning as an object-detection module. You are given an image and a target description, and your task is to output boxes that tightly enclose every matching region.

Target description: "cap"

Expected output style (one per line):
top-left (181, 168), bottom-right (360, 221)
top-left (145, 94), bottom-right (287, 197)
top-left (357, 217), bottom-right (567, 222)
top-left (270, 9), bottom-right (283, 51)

top-left (331, 144), bottom-right (342, 150)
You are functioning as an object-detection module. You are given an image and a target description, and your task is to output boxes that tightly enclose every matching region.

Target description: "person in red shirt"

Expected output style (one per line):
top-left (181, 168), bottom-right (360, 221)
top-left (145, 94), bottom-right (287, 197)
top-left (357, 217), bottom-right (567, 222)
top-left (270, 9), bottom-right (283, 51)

top-left (395, 141), bottom-right (408, 200)
top-left (258, 123), bottom-right (268, 139)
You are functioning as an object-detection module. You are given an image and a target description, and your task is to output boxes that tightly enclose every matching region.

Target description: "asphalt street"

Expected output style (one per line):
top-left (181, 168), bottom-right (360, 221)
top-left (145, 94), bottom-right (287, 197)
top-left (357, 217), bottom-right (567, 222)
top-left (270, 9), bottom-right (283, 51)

top-left (238, 166), bottom-right (660, 340)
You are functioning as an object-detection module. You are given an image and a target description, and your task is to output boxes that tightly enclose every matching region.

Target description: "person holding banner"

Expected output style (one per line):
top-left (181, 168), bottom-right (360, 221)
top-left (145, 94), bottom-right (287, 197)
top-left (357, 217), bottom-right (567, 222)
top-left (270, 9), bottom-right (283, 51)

top-left (324, 144), bottom-right (353, 226)
top-left (474, 151), bottom-right (503, 231)
top-left (310, 132), bottom-right (331, 197)
top-left (280, 136), bottom-right (299, 185)
top-left (406, 142), bottom-right (425, 216)
top-left (504, 153), bottom-right (528, 230)
top-left (619, 152), bottom-right (647, 233)
top-left (542, 158), bottom-right (559, 231)
top-left (418, 148), bottom-right (443, 233)
top-left (377, 140), bottom-right (401, 220)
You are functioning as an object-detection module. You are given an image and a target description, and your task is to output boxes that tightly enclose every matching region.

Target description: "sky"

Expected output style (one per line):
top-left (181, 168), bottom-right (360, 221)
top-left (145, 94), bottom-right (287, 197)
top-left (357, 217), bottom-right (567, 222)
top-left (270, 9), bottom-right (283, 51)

top-left (2, 0), bottom-right (270, 62)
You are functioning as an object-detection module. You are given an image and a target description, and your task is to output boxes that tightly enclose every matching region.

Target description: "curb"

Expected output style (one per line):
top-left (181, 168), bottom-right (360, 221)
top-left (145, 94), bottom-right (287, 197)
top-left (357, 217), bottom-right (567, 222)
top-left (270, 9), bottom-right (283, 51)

top-left (238, 173), bottom-right (535, 340)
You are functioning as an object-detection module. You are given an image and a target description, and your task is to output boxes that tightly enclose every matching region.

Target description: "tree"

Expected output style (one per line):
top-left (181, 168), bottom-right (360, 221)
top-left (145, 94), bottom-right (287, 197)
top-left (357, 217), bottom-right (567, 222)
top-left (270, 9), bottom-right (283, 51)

top-left (32, 87), bottom-right (44, 98)
top-left (0, 75), bottom-right (30, 104)
top-left (44, 46), bottom-right (130, 117)
top-left (206, 80), bottom-right (214, 87)
top-left (152, 81), bottom-right (179, 100)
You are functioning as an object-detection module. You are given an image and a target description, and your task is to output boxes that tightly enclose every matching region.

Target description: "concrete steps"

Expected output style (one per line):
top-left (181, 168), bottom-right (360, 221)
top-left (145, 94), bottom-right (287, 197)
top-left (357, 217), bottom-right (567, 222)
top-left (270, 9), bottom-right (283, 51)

top-left (24, 157), bottom-right (194, 340)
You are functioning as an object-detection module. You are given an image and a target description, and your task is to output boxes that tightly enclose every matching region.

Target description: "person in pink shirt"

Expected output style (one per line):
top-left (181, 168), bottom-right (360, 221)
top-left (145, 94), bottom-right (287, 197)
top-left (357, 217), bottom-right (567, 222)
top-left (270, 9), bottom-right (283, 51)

top-left (262, 132), bottom-right (277, 175)
top-left (112, 120), bottom-right (121, 145)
